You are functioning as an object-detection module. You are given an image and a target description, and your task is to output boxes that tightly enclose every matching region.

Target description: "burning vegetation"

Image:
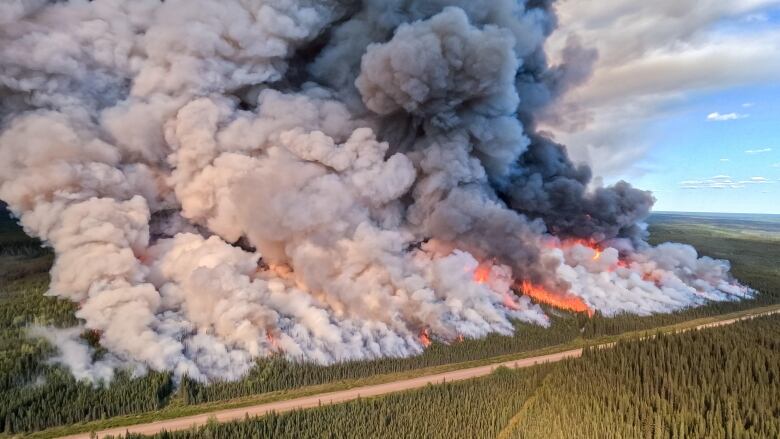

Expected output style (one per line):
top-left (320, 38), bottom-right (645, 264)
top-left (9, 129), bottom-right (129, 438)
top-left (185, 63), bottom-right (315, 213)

top-left (518, 281), bottom-right (594, 317)
top-left (0, 0), bottom-right (751, 383)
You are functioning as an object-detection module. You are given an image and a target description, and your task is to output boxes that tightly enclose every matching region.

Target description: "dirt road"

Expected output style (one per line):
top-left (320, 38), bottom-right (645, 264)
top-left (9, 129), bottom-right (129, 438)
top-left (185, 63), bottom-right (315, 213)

top-left (60, 349), bottom-right (581, 439)
top-left (59, 309), bottom-right (779, 439)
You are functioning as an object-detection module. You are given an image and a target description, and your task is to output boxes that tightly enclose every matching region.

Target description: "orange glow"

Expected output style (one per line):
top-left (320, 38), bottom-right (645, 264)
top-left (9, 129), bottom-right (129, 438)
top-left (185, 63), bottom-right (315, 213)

top-left (135, 250), bottom-right (149, 265)
top-left (562, 238), bottom-right (603, 261)
top-left (561, 238), bottom-right (632, 269)
top-left (519, 281), bottom-right (594, 317)
top-left (642, 271), bottom-right (662, 285)
top-left (503, 292), bottom-right (520, 310)
top-left (562, 238), bottom-right (599, 250)
top-left (456, 334), bottom-right (465, 343)
top-left (419, 328), bottom-right (432, 348)
top-left (266, 332), bottom-right (280, 351)
top-left (473, 264), bottom-right (491, 284)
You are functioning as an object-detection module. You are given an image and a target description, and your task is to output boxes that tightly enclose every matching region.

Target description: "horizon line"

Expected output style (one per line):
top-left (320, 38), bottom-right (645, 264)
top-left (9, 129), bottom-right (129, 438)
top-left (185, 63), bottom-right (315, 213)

top-left (652, 210), bottom-right (780, 216)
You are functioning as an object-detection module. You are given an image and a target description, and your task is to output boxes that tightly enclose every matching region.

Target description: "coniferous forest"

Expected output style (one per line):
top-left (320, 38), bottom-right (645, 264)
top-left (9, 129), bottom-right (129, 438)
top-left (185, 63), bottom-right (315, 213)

top-left (509, 314), bottom-right (780, 439)
top-left (119, 314), bottom-right (780, 439)
top-left (1, 210), bottom-right (779, 435)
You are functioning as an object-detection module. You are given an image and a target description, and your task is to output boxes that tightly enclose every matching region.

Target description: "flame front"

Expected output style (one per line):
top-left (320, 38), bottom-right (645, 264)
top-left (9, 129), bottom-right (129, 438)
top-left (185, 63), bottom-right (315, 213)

top-left (473, 264), bottom-right (491, 284)
top-left (419, 328), bottom-right (432, 348)
top-left (561, 238), bottom-right (604, 260)
top-left (519, 280), bottom-right (594, 317)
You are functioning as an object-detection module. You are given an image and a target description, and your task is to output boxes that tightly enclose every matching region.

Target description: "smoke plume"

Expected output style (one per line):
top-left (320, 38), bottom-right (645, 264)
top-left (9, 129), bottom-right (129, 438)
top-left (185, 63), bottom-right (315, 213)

top-left (0, 0), bottom-right (751, 383)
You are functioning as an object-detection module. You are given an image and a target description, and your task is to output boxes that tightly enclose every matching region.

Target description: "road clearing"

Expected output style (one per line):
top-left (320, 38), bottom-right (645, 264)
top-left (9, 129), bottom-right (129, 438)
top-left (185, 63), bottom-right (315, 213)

top-left (59, 307), bottom-right (780, 439)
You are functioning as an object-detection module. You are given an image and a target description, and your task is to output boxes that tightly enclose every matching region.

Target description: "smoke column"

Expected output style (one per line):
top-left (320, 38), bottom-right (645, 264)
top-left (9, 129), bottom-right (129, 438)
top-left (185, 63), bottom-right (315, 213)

top-left (0, 0), bottom-right (751, 383)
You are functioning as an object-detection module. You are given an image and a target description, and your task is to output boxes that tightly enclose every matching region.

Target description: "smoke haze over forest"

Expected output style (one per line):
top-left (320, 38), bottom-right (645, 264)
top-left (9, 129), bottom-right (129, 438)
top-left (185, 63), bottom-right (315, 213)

top-left (0, 0), bottom-right (752, 383)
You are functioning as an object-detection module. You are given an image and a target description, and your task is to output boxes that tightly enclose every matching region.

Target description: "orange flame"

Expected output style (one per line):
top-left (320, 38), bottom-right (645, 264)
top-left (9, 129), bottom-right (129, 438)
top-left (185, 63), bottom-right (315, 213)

top-left (419, 328), bottom-right (432, 348)
top-left (562, 238), bottom-right (603, 260)
top-left (562, 238), bottom-right (599, 250)
top-left (266, 332), bottom-right (280, 351)
top-left (473, 264), bottom-right (491, 284)
top-left (519, 281), bottom-right (594, 317)
top-left (561, 238), bottom-right (633, 270)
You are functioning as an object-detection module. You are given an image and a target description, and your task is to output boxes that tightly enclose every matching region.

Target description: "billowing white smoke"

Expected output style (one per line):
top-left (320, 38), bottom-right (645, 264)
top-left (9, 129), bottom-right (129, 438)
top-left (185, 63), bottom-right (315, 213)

top-left (0, 0), bottom-right (750, 383)
top-left (548, 240), bottom-right (751, 316)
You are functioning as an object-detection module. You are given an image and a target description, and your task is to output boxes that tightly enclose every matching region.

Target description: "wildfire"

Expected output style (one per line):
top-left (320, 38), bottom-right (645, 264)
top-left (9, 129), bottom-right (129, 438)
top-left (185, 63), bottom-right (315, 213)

top-left (561, 238), bottom-right (599, 250)
top-left (562, 238), bottom-right (604, 261)
top-left (519, 280), bottom-right (594, 317)
top-left (560, 238), bottom-right (635, 270)
top-left (266, 332), bottom-right (280, 351)
top-left (642, 271), bottom-right (663, 285)
top-left (502, 292), bottom-right (520, 310)
top-left (473, 264), bottom-right (491, 284)
top-left (419, 328), bottom-right (432, 348)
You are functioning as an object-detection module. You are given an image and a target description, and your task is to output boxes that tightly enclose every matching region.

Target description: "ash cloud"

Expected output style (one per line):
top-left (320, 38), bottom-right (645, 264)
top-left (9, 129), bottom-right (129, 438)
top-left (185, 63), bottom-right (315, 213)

top-left (0, 0), bottom-right (750, 383)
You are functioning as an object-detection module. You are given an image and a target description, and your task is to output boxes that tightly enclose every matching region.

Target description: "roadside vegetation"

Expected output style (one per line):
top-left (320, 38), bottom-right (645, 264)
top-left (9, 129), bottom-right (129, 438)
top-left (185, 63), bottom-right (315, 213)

top-left (1, 208), bottom-right (779, 436)
top-left (117, 313), bottom-right (780, 439)
top-left (130, 366), bottom-right (556, 439)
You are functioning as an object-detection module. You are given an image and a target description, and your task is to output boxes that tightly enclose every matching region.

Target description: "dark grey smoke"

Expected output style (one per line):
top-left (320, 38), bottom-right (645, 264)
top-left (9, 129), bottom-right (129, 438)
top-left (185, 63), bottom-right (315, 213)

top-left (500, 134), bottom-right (656, 243)
top-left (0, 0), bottom-right (748, 383)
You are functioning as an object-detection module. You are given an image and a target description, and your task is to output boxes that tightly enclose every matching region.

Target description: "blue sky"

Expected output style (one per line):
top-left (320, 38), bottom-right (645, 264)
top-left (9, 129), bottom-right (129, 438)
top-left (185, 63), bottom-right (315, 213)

top-left (547, 1), bottom-right (780, 214)
top-left (628, 83), bottom-right (780, 214)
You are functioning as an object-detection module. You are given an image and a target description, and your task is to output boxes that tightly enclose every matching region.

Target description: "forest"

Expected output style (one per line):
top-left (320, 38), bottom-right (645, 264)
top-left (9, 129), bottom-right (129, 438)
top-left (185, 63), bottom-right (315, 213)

top-left (0, 209), bottom-right (779, 434)
top-left (116, 313), bottom-right (780, 439)
top-left (506, 313), bottom-right (780, 438)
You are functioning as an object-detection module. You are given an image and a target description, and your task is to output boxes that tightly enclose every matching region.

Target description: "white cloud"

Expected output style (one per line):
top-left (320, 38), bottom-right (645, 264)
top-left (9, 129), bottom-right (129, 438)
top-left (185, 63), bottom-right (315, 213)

top-left (745, 148), bottom-right (773, 154)
top-left (707, 112), bottom-right (749, 121)
top-left (680, 175), bottom-right (741, 189)
top-left (744, 12), bottom-right (769, 22)
top-left (772, 162), bottom-right (780, 168)
top-left (544, 1), bottom-right (780, 177)
top-left (742, 102), bottom-right (755, 108)
top-left (680, 174), bottom-right (774, 189)
top-left (720, 158), bottom-right (731, 162)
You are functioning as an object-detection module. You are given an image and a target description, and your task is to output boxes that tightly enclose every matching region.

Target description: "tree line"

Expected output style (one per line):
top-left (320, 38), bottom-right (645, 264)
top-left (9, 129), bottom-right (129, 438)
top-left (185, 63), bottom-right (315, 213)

top-left (117, 314), bottom-right (780, 439)
top-left (509, 313), bottom-right (780, 439)
top-left (1, 213), bottom-right (779, 434)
